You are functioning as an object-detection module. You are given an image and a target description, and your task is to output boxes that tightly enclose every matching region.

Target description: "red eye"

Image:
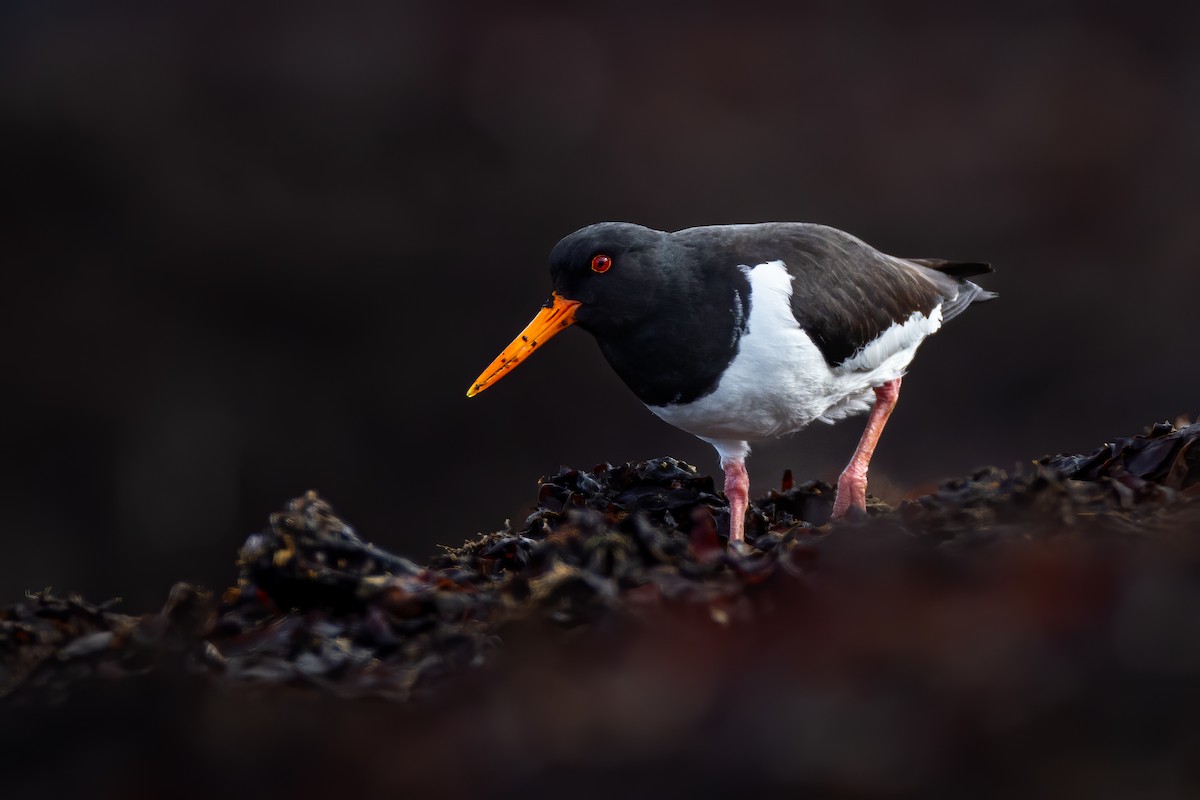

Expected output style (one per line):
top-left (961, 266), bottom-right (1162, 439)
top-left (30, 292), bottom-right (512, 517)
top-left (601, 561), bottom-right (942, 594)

top-left (591, 254), bottom-right (612, 273)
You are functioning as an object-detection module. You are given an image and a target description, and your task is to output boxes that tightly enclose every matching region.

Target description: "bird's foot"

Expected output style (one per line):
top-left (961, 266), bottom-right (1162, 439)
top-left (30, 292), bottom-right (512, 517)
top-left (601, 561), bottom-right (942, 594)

top-left (726, 538), bottom-right (754, 558)
top-left (831, 471), bottom-right (867, 521)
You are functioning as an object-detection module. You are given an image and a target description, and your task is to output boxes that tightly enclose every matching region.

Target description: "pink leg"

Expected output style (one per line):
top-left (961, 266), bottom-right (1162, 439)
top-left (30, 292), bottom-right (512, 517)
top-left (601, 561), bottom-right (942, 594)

top-left (722, 458), bottom-right (750, 543)
top-left (831, 378), bottom-right (902, 521)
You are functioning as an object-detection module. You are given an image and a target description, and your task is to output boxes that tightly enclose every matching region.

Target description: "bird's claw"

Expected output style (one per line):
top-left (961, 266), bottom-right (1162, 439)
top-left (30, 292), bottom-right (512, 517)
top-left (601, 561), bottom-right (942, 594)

top-left (726, 538), bottom-right (753, 557)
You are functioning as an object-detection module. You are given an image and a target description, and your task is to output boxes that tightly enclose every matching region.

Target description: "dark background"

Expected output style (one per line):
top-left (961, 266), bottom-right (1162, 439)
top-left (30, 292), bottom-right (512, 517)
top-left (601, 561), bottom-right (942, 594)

top-left (3, 0), bottom-right (1198, 609)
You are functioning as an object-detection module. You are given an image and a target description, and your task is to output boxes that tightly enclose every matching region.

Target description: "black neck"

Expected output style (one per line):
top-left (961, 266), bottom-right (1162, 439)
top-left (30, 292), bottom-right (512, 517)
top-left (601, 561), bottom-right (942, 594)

top-left (588, 264), bottom-right (751, 407)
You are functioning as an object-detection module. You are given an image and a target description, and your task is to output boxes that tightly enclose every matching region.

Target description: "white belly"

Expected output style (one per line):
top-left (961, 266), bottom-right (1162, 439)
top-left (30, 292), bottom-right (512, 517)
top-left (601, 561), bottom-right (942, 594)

top-left (646, 260), bottom-right (941, 457)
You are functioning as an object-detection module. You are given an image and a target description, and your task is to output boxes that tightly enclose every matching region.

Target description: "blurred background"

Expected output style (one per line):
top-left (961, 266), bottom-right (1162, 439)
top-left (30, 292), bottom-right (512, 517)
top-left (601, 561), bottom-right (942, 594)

top-left (2, 0), bottom-right (1198, 608)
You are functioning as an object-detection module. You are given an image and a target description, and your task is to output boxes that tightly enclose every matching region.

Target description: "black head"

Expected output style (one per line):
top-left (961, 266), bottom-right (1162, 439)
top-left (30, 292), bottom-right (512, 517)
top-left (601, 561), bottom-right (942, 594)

top-left (469, 220), bottom-right (751, 404)
top-left (548, 222), bottom-right (673, 335)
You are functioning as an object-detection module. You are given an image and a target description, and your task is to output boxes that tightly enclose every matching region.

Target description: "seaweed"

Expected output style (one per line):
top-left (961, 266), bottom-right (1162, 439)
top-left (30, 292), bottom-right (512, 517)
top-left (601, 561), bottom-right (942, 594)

top-left (4, 421), bottom-right (1197, 706)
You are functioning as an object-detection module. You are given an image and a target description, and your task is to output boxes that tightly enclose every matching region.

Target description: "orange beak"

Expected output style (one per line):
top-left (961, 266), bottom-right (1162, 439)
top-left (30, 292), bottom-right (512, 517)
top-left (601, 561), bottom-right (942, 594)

top-left (466, 293), bottom-right (581, 397)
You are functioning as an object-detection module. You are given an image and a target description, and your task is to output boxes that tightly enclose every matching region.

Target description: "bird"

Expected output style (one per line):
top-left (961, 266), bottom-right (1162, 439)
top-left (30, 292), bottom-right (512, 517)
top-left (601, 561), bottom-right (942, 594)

top-left (467, 222), bottom-right (995, 544)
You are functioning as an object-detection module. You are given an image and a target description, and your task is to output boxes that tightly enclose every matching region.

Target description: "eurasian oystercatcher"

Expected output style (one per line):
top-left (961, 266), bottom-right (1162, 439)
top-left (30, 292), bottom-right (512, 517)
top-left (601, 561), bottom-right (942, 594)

top-left (467, 222), bottom-right (995, 544)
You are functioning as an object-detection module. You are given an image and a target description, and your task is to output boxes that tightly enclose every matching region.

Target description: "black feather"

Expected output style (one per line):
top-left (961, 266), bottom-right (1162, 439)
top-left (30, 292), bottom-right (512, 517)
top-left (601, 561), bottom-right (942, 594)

top-left (905, 258), bottom-right (993, 279)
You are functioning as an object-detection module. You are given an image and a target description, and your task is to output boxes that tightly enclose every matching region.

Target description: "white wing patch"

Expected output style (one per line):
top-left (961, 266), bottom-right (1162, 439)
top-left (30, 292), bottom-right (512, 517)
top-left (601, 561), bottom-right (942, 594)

top-left (837, 305), bottom-right (943, 374)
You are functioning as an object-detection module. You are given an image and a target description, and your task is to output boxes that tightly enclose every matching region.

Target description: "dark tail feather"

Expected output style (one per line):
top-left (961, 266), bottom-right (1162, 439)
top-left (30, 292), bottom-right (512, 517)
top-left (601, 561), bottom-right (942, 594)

top-left (907, 258), bottom-right (993, 279)
top-left (904, 257), bottom-right (996, 322)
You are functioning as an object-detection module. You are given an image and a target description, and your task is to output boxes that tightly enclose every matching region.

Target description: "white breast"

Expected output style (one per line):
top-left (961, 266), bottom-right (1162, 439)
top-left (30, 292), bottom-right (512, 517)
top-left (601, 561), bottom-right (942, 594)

top-left (646, 260), bottom-right (941, 458)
